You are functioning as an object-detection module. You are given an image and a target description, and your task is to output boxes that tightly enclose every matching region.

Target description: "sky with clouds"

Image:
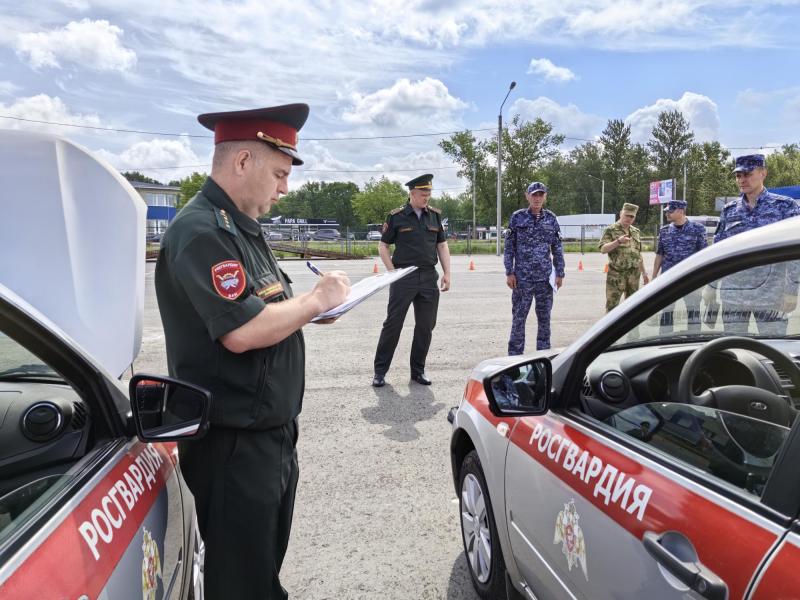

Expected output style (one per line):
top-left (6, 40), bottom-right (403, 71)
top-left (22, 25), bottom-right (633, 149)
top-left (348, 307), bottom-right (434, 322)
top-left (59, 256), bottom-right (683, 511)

top-left (1, 0), bottom-right (799, 195)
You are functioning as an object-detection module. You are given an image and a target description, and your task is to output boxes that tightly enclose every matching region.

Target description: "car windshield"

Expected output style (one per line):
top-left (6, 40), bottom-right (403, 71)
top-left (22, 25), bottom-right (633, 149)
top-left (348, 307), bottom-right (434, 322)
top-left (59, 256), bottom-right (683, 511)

top-left (0, 332), bottom-right (61, 380)
top-left (612, 258), bottom-right (800, 347)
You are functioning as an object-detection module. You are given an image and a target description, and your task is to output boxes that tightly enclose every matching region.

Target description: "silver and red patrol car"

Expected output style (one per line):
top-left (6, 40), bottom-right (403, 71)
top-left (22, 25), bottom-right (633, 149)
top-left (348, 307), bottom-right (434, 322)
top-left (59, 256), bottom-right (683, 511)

top-left (0, 130), bottom-right (210, 599)
top-left (450, 216), bottom-right (800, 599)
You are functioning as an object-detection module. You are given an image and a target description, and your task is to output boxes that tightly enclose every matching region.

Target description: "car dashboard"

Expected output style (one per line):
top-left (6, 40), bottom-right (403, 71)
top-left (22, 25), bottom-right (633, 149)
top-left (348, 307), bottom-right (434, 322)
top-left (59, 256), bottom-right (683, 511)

top-left (581, 340), bottom-right (800, 421)
top-left (0, 380), bottom-right (92, 531)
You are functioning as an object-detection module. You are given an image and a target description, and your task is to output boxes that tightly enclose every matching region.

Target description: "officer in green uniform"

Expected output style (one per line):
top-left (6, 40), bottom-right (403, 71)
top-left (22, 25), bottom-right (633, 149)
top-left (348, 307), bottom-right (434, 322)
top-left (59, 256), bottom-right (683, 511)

top-left (155, 104), bottom-right (350, 600)
top-left (372, 174), bottom-right (451, 387)
top-left (600, 202), bottom-right (649, 312)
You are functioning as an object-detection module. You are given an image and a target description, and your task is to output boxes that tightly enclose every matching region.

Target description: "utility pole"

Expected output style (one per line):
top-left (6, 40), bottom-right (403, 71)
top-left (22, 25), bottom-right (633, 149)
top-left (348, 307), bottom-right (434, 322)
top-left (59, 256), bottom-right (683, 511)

top-left (496, 81), bottom-right (516, 256)
top-left (472, 162), bottom-right (477, 240)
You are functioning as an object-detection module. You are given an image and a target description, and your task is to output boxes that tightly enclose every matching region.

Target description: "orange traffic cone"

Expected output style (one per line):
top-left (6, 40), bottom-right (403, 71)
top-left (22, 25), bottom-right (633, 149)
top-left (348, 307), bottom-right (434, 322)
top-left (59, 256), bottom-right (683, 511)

top-left (468, 259), bottom-right (475, 271)
top-left (578, 260), bottom-right (584, 272)
top-left (373, 261), bottom-right (379, 274)
top-left (603, 263), bottom-right (609, 273)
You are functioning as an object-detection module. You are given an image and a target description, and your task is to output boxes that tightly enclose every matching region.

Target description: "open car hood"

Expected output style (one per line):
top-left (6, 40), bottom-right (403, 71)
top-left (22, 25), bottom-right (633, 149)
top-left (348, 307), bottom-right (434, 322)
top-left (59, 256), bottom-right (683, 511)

top-left (0, 129), bottom-right (146, 378)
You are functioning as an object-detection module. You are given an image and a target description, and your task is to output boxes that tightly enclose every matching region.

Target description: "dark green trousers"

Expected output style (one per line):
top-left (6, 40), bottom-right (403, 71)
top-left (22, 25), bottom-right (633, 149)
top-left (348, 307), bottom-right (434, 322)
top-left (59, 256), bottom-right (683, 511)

top-left (179, 420), bottom-right (299, 599)
top-left (373, 267), bottom-right (440, 377)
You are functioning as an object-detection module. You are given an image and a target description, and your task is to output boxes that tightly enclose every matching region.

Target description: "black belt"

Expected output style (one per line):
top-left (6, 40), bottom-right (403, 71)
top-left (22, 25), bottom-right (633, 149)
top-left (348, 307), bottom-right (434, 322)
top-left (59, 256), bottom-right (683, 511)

top-left (394, 264), bottom-right (436, 270)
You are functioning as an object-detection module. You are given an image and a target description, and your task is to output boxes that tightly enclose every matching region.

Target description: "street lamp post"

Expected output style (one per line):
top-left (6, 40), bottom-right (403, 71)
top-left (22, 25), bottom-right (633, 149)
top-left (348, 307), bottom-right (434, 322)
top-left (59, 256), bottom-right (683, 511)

top-left (586, 173), bottom-right (605, 214)
top-left (496, 81), bottom-right (516, 256)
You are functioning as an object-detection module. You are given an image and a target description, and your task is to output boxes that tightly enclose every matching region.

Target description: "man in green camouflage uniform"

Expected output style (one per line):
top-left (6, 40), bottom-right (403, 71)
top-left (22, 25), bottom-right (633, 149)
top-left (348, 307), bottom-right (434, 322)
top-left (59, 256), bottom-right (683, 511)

top-left (599, 202), bottom-right (649, 312)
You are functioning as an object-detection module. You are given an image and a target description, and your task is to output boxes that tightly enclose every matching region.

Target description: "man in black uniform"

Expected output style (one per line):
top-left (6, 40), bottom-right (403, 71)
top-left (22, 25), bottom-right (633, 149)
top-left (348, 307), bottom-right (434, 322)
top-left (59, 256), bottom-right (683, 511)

top-left (372, 174), bottom-right (451, 387)
top-left (155, 104), bottom-right (350, 600)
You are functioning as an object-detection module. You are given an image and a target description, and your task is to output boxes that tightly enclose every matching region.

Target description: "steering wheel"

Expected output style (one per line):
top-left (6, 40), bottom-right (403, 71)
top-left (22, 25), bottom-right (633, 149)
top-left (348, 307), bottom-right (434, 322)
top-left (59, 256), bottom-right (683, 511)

top-left (677, 336), bottom-right (800, 427)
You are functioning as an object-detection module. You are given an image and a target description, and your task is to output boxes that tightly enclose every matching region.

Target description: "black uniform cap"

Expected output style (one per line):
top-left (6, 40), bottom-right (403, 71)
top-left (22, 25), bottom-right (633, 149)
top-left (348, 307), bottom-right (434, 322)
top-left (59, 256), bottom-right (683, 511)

top-left (405, 173), bottom-right (434, 190)
top-left (197, 103), bottom-right (310, 166)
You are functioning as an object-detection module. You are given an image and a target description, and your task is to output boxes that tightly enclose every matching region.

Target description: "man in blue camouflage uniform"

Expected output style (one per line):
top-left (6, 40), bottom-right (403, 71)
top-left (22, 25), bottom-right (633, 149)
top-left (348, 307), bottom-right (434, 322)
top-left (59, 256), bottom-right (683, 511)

top-left (711, 154), bottom-right (800, 335)
top-left (652, 200), bottom-right (707, 332)
top-left (504, 181), bottom-right (565, 355)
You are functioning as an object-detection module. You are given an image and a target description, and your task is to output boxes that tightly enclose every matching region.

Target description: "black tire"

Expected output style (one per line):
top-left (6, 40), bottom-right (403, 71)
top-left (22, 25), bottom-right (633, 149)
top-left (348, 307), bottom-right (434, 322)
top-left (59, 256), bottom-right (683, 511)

top-left (458, 450), bottom-right (507, 599)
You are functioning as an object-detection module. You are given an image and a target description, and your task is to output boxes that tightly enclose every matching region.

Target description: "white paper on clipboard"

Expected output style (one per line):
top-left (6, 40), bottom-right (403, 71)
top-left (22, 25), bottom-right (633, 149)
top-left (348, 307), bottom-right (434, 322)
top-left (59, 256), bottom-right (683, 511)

top-left (311, 266), bottom-right (418, 322)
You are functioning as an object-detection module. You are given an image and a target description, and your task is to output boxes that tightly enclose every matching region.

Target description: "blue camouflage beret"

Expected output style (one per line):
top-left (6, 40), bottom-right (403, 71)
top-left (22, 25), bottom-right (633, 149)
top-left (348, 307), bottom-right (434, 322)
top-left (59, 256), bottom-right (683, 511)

top-left (527, 181), bottom-right (548, 194)
top-left (733, 154), bottom-right (766, 173)
top-left (663, 200), bottom-right (687, 212)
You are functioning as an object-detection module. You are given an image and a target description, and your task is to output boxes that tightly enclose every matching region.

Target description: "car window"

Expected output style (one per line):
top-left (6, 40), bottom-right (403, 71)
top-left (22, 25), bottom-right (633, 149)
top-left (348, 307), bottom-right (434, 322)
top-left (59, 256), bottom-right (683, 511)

top-left (612, 259), bottom-right (800, 346)
top-left (0, 332), bottom-right (60, 381)
top-left (585, 255), bottom-right (800, 503)
top-left (604, 403), bottom-right (788, 498)
top-left (0, 330), bottom-right (94, 546)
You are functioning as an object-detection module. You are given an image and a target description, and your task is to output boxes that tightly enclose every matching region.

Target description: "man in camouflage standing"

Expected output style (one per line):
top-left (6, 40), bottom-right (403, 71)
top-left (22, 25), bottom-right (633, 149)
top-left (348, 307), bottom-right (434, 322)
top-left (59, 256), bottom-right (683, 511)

top-left (600, 202), bottom-right (649, 312)
top-left (504, 182), bottom-right (565, 355)
top-left (652, 199), bottom-right (707, 332)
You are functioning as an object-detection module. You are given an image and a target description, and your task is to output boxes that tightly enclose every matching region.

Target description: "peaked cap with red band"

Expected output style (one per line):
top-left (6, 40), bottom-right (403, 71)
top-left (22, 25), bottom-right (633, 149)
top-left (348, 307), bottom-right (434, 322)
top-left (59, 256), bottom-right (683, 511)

top-left (198, 103), bottom-right (310, 166)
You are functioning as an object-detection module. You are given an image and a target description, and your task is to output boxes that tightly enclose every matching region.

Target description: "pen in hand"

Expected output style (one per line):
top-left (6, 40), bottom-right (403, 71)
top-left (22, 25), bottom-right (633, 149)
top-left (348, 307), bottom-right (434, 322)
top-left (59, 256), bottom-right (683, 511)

top-left (306, 261), bottom-right (324, 277)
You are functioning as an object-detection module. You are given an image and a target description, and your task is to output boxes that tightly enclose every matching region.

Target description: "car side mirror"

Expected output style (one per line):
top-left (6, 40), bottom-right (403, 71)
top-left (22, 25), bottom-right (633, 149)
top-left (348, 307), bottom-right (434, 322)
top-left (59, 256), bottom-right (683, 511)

top-left (129, 374), bottom-right (212, 442)
top-left (483, 358), bottom-right (552, 417)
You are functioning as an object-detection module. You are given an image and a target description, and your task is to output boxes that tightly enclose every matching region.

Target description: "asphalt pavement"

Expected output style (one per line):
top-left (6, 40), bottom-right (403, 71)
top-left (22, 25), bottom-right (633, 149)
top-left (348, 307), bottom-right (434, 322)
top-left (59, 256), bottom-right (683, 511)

top-left (138, 252), bottom-right (648, 599)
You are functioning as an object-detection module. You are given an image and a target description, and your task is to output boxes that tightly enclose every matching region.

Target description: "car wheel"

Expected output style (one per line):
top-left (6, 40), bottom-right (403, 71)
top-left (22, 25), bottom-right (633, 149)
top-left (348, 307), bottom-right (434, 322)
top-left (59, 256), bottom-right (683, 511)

top-left (459, 450), bottom-right (506, 599)
top-left (189, 515), bottom-right (205, 600)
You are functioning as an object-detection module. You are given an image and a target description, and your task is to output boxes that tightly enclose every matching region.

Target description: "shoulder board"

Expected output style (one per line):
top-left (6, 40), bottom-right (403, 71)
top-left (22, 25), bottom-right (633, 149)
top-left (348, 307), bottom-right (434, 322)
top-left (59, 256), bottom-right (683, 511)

top-left (214, 207), bottom-right (238, 236)
top-left (428, 205), bottom-right (441, 214)
top-left (724, 199), bottom-right (738, 208)
top-left (543, 209), bottom-right (557, 218)
top-left (660, 224), bottom-right (670, 230)
top-left (390, 206), bottom-right (404, 215)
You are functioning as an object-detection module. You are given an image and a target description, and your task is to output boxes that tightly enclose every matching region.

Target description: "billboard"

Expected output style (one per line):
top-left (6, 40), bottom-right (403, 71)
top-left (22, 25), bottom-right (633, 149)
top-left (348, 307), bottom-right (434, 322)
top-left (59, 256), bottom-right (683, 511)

top-left (649, 179), bottom-right (675, 205)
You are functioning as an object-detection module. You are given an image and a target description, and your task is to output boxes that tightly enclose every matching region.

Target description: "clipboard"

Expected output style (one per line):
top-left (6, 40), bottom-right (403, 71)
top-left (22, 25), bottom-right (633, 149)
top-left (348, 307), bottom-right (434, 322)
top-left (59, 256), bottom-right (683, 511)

top-left (311, 266), bottom-right (418, 322)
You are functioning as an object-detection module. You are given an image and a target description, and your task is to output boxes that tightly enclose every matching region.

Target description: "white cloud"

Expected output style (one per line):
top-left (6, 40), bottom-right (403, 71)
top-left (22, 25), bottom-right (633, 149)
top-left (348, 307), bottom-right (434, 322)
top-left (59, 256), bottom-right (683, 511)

top-left (625, 92), bottom-right (720, 143)
top-left (94, 137), bottom-right (208, 182)
top-left (509, 97), bottom-right (604, 142)
top-left (0, 81), bottom-right (20, 97)
top-left (342, 78), bottom-right (468, 129)
top-left (736, 88), bottom-right (772, 111)
top-left (59, 0), bottom-right (91, 10)
top-left (0, 94), bottom-right (103, 133)
top-left (527, 58), bottom-right (577, 83)
top-left (292, 141), bottom-right (463, 195)
top-left (15, 19), bottom-right (136, 72)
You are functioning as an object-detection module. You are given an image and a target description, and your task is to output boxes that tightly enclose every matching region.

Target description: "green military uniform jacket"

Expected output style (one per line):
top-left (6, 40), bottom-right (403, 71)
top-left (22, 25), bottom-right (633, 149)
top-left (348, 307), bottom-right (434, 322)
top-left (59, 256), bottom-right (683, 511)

top-left (599, 222), bottom-right (642, 272)
top-left (381, 202), bottom-right (446, 267)
top-left (155, 178), bottom-right (304, 430)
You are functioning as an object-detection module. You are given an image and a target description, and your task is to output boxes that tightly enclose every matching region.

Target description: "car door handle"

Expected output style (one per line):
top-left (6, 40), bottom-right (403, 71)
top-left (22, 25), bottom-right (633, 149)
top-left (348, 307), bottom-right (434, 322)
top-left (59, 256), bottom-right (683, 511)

top-left (642, 531), bottom-right (728, 600)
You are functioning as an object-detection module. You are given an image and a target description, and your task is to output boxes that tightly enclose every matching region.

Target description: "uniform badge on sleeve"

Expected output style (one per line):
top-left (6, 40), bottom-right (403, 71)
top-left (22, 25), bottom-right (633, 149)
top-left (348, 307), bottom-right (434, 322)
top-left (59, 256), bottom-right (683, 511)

top-left (554, 499), bottom-right (588, 580)
top-left (211, 260), bottom-right (246, 300)
top-left (382, 222), bottom-right (388, 234)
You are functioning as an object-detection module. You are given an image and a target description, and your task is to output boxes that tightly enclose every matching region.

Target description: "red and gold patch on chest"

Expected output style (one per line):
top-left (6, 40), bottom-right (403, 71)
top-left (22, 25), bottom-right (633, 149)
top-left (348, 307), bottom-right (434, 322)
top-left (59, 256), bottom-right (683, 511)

top-left (211, 260), bottom-right (246, 300)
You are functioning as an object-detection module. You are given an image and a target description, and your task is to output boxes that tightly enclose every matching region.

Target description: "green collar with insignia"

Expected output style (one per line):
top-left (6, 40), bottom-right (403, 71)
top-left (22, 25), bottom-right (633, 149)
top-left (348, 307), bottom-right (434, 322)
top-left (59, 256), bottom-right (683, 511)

top-left (203, 177), bottom-right (261, 237)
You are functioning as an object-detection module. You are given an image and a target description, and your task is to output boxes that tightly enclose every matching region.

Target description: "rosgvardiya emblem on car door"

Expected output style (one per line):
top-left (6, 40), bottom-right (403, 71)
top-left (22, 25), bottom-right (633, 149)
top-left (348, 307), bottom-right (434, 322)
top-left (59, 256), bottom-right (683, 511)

top-left (141, 527), bottom-right (163, 600)
top-left (553, 499), bottom-right (588, 580)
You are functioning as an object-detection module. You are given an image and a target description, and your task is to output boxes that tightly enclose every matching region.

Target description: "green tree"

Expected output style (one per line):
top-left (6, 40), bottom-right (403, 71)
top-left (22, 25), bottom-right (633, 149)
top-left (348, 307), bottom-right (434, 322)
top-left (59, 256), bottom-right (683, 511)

top-left (122, 171), bottom-right (162, 185)
top-left (439, 130), bottom-right (496, 225)
top-left (599, 119), bottom-right (632, 209)
top-left (647, 110), bottom-right (694, 181)
top-left (618, 143), bottom-right (654, 224)
top-left (766, 144), bottom-right (800, 187)
top-left (352, 177), bottom-right (408, 225)
top-left (176, 172), bottom-right (207, 210)
top-left (481, 115), bottom-right (564, 221)
top-left (685, 142), bottom-right (736, 215)
top-left (434, 192), bottom-right (469, 222)
top-left (270, 181), bottom-right (360, 227)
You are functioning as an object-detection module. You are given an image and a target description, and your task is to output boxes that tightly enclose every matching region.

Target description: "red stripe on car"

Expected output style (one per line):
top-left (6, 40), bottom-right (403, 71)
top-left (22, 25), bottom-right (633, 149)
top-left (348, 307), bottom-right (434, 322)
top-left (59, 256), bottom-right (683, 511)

top-left (0, 442), bottom-right (172, 598)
